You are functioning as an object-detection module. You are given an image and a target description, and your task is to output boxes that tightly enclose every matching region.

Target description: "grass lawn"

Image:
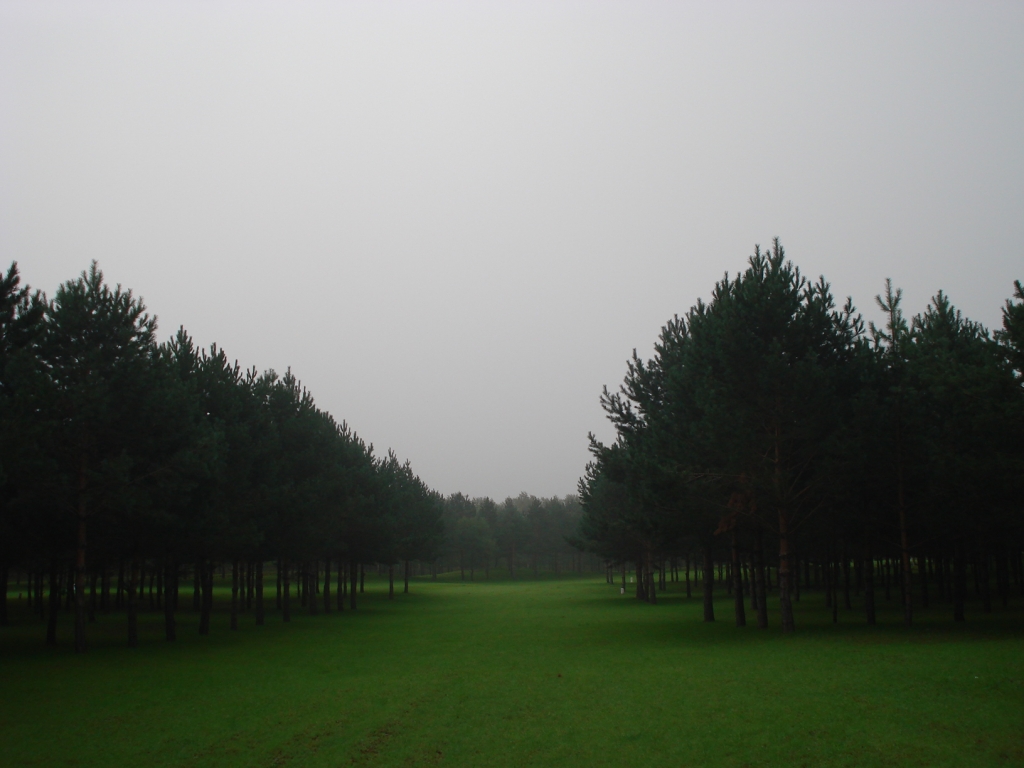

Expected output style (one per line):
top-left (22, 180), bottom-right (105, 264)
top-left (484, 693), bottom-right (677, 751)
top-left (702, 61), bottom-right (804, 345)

top-left (2, 573), bottom-right (1022, 767)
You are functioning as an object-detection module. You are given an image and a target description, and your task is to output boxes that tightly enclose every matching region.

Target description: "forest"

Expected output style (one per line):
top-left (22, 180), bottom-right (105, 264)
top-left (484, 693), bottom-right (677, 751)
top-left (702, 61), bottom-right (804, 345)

top-left (578, 240), bottom-right (1024, 632)
top-left (0, 261), bottom-right (594, 652)
top-left (3, 243), bottom-right (1023, 653)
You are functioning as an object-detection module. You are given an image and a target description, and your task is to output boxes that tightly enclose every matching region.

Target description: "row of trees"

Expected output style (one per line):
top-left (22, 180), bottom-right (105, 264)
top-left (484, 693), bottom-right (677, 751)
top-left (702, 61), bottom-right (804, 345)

top-left (438, 493), bottom-right (596, 579)
top-left (578, 240), bottom-right (1024, 632)
top-left (0, 262), bottom-right (445, 650)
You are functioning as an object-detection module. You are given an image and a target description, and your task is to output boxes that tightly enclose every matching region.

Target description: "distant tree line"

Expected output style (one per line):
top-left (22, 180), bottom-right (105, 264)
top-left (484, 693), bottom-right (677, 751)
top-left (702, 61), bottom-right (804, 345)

top-left (0, 262), bottom-right (445, 651)
top-left (578, 240), bottom-right (1024, 632)
top-left (436, 492), bottom-right (597, 580)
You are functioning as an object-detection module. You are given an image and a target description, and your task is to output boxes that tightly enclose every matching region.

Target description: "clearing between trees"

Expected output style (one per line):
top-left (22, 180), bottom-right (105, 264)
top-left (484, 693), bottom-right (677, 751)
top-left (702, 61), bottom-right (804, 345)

top-left (2, 573), bottom-right (1021, 767)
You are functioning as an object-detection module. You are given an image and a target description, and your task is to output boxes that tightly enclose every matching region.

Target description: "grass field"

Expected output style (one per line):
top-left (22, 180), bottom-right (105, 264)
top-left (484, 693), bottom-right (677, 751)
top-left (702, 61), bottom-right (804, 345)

top-left (2, 573), bottom-right (1022, 767)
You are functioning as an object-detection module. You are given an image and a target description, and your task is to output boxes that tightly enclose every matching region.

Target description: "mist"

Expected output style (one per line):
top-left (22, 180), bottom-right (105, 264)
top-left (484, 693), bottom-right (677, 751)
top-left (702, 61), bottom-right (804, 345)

top-left (2, 1), bottom-right (1021, 498)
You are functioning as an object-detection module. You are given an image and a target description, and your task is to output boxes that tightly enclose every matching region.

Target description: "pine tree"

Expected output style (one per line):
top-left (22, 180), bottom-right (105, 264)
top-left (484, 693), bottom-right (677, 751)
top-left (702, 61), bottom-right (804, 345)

top-left (41, 262), bottom-right (156, 652)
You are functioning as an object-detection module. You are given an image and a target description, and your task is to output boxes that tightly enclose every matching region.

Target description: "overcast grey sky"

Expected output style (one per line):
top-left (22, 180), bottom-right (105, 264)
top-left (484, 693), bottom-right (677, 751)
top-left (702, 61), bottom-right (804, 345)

top-left (1, 1), bottom-right (1021, 500)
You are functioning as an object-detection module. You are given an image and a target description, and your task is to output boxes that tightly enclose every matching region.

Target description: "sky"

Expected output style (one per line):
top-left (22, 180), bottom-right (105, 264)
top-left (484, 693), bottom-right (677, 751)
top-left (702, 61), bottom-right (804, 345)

top-left (1, 1), bottom-right (1022, 500)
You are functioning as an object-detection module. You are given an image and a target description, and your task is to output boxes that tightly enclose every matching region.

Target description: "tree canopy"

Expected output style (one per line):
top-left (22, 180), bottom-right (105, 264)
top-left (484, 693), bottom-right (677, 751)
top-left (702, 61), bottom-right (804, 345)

top-left (578, 241), bottom-right (1024, 632)
top-left (0, 262), bottom-right (443, 648)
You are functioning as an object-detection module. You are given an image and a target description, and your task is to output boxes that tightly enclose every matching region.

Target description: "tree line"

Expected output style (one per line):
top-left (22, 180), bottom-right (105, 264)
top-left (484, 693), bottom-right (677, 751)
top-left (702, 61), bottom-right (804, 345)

top-left (578, 240), bottom-right (1024, 632)
top-left (437, 492), bottom-right (597, 580)
top-left (0, 262), bottom-right (445, 651)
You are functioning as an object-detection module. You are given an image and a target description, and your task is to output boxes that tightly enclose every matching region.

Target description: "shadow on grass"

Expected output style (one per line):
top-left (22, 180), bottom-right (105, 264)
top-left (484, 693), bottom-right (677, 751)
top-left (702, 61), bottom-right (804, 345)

top-left (576, 579), bottom-right (1024, 650)
top-left (4, 574), bottom-right (1022, 661)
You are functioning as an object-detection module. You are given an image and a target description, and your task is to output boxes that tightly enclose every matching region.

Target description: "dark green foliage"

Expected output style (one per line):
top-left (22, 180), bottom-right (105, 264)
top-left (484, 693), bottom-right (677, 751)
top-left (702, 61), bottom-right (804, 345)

top-left (580, 241), bottom-right (1023, 632)
top-left (0, 261), bottom-right (443, 649)
top-left (995, 280), bottom-right (1024, 377)
top-left (430, 492), bottom-right (589, 580)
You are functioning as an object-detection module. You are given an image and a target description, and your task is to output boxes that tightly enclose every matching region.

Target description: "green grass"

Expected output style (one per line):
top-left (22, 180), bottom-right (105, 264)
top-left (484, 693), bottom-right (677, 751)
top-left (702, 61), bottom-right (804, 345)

top-left (2, 574), bottom-right (1023, 767)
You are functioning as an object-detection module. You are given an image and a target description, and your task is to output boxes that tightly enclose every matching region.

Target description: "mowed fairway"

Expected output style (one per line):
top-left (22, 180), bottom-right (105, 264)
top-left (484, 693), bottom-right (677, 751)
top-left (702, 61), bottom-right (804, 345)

top-left (2, 576), bottom-right (1023, 767)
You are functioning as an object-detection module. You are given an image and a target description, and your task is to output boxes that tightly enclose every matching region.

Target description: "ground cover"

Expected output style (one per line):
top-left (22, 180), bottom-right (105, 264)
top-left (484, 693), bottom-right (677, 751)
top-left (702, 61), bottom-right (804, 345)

top-left (2, 575), bottom-right (1022, 767)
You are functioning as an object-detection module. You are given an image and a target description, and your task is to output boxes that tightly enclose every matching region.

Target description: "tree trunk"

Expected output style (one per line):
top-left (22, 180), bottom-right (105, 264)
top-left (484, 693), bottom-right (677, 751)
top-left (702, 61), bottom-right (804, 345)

top-left (831, 554), bottom-right (839, 624)
top-left (754, 534), bottom-right (768, 628)
top-left (919, 556), bottom-right (930, 609)
top-left (164, 560), bottom-right (177, 641)
top-left (241, 561), bottom-right (248, 610)
top-left (193, 560), bottom-right (201, 612)
top-left (842, 548), bottom-right (852, 610)
top-left (898, 513), bottom-right (913, 626)
top-left (864, 551), bottom-right (876, 626)
top-left (276, 560), bottom-right (282, 610)
top-left (1017, 550), bottom-right (1024, 597)
top-left (646, 554), bottom-right (656, 605)
top-left (46, 559), bottom-right (59, 645)
top-left (953, 544), bottom-right (966, 622)
top-left (127, 558), bottom-right (140, 647)
top-left (74, 455), bottom-right (88, 653)
top-left (997, 549), bottom-right (1009, 608)
top-left (349, 560), bottom-right (358, 610)
top-left (388, 564), bottom-right (395, 599)
top-left (88, 570), bottom-right (97, 623)
top-left (979, 551), bottom-right (992, 614)
top-left (749, 553), bottom-right (757, 612)
top-left (825, 552), bottom-right (833, 607)
top-left (230, 560), bottom-right (239, 630)
top-left (246, 560), bottom-right (253, 610)
top-left (894, 389), bottom-right (913, 626)
top-left (777, 510), bottom-right (794, 633)
top-left (282, 560), bottom-right (291, 622)
top-left (731, 527), bottom-right (746, 627)
top-left (359, 564), bottom-right (364, 593)
top-left (199, 560), bottom-right (212, 635)
top-left (65, 562), bottom-right (74, 610)
top-left (336, 559), bottom-right (345, 612)
top-left (702, 546), bottom-right (715, 622)
top-left (155, 561), bottom-right (163, 610)
top-left (793, 552), bottom-right (801, 602)
top-left (308, 561), bottom-right (319, 616)
top-left (256, 561), bottom-right (265, 625)
top-left (36, 570), bottom-right (44, 618)
top-left (323, 558), bottom-right (331, 613)
top-left (114, 559), bottom-right (123, 609)
top-left (101, 564), bottom-right (110, 613)
top-left (684, 555), bottom-right (691, 598)
top-left (404, 560), bottom-right (410, 594)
